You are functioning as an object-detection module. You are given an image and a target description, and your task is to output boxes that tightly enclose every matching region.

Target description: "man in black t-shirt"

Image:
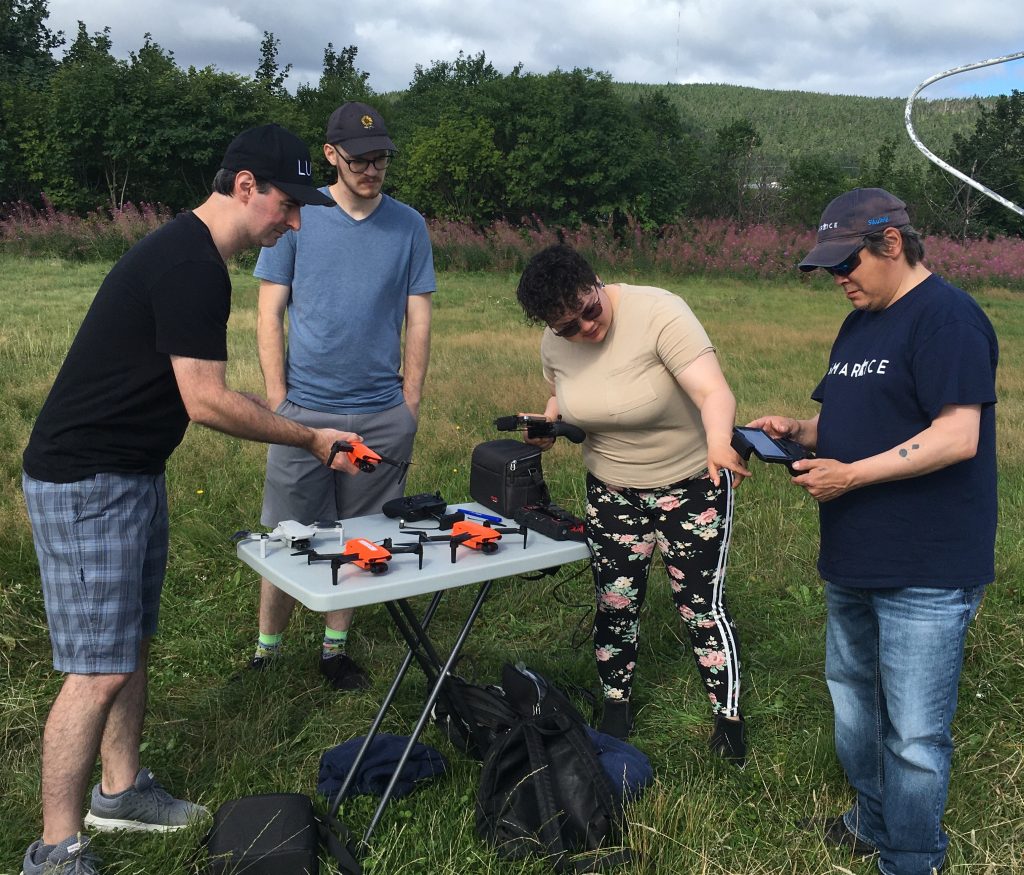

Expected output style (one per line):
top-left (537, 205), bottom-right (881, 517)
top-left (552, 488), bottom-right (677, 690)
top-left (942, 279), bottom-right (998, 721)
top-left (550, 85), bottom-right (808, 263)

top-left (20, 125), bottom-right (364, 875)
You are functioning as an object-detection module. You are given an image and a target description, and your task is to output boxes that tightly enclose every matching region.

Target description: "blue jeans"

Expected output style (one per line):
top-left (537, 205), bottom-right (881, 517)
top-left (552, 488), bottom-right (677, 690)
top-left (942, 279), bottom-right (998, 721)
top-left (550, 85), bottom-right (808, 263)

top-left (825, 582), bottom-right (985, 875)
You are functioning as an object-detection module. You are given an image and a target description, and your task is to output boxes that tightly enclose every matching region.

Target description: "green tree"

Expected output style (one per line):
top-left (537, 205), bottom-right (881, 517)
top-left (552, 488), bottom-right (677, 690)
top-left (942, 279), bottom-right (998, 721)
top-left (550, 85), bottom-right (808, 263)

top-left (622, 88), bottom-right (703, 226)
top-left (931, 91), bottom-right (1024, 238)
top-left (0, 0), bottom-right (63, 81)
top-left (254, 30), bottom-right (291, 95)
top-left (391, 50), bottom-right (504, 135)
top-left (1, 0), bottom-right (65, 201)
top-left (397, 114), bottom-right (504, 220)
top-left (42, 22), bottom-right (124, 210)
top-left (697, 118), bottom-right (764, 222)
top-left (490, 67), bottom-right (640, 226)
top-left (782, 153), bottom-right (851, 228)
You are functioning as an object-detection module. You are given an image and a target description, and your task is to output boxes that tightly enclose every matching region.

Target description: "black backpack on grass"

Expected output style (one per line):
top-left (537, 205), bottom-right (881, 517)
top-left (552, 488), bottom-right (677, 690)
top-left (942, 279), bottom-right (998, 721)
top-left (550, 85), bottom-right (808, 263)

top-left (474, 665), bottom-right (633, 872)
top-left (431, 674), bottom-right (519, 761)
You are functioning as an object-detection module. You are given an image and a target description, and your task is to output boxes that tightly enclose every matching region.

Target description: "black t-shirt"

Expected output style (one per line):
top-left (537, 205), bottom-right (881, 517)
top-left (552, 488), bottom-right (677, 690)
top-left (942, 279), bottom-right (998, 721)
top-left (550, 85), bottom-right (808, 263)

top-left (23, 212), bottom-right (230, 483)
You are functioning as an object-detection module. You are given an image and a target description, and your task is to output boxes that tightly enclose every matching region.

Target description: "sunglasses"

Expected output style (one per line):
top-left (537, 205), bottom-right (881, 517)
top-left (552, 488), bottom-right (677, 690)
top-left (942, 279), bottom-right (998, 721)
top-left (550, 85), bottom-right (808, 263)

top-left (553, 285), bottom-right (604, 337)
top-left (824, 244), bottom-right (865, 277)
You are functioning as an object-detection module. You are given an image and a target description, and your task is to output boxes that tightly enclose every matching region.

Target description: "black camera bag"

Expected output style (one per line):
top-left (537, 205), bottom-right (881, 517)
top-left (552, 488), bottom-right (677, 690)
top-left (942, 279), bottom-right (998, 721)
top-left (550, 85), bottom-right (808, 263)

top-left (201, 793), bottom-right (362, 875)
top-left (469, 440), bottom-right (549, 518)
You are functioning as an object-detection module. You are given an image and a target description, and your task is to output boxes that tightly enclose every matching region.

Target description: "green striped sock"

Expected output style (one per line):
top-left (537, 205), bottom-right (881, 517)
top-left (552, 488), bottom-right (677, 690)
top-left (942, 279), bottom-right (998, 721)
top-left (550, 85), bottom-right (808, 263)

top-left (322, 627), bottom-right (348, 659)
top-left (254, 632), bottom-right (283, 660)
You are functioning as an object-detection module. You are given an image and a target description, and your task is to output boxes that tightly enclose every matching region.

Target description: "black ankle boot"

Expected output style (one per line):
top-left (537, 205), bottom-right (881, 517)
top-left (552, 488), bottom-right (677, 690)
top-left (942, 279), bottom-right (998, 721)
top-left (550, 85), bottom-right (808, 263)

top-left (593, 700), bottom-right (630, 741)
top-left (597, 699), bottom-right (633, 740)
top-left (709, 713), bottom-right (746, 766)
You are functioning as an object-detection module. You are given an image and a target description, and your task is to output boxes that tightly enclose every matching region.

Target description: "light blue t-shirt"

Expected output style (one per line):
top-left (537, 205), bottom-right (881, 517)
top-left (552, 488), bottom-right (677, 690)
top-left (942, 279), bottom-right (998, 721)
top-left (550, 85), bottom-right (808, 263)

top-left (254, 191), bottom-right (436, 414)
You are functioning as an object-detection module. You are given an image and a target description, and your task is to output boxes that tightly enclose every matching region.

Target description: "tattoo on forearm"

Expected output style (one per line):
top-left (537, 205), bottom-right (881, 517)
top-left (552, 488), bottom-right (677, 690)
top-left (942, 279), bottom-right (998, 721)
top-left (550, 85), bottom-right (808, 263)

top-left (898, 443), bottom-right (921, 459)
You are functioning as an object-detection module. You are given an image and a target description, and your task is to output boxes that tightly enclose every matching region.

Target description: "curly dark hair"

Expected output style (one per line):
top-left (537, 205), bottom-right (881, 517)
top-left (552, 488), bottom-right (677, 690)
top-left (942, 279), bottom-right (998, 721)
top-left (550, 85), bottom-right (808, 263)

top-left (516, 244), bottom-right (599, 325)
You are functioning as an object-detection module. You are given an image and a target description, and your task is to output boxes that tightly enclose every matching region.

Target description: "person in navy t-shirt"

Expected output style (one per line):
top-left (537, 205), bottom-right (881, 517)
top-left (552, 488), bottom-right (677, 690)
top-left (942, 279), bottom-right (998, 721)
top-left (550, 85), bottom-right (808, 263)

top-left (750, 188), bottom-right (997, 875)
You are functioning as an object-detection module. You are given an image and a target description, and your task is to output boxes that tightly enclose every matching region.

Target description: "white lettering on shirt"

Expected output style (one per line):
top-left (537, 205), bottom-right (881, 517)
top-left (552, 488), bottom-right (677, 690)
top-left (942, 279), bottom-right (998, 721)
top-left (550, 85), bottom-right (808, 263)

top-left (828, 359), bottom-right (889, 378)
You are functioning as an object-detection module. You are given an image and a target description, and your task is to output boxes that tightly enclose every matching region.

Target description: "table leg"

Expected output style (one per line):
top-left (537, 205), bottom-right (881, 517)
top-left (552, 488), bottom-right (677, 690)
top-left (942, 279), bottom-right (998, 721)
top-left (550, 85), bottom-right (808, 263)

top-left (360, 579), bottom-right (493, 846)
top-left (326, 588), bottom-right (446, 817)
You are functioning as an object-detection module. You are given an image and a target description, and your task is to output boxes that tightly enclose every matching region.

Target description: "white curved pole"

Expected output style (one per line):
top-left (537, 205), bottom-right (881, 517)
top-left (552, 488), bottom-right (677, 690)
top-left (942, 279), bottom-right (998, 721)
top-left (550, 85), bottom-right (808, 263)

top-left (905, 51), bottom-right (1024, 217)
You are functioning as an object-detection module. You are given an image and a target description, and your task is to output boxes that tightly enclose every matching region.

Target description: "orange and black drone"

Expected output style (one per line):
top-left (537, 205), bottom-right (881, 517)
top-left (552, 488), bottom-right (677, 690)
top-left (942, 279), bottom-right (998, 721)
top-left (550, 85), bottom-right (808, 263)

top-left (293, 537), bottom-right (424, 585)
top-left (327, 440), bottom-right (411, 475)
top-left (402, 518), bottom-right (528, 564)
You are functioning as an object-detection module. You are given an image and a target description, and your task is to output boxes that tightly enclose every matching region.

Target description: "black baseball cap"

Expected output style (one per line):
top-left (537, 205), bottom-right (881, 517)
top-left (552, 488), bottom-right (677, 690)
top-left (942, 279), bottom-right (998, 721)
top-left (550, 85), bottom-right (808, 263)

top-left (221, 124), bottom-right (334, 207)
top-left (325, 102), bottom-right (396, 155)
top-left (799, 188), bottom-right (910, 271)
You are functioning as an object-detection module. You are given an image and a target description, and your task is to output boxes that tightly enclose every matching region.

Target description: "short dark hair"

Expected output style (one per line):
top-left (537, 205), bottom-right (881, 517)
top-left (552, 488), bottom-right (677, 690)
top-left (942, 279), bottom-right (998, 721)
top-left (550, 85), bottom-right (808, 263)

top-left (211, 168), bottom-right (273, 197)
top-left (863, 223), bottom-right (925, 267)
top-left (516, 244), bottom-right (598, 325)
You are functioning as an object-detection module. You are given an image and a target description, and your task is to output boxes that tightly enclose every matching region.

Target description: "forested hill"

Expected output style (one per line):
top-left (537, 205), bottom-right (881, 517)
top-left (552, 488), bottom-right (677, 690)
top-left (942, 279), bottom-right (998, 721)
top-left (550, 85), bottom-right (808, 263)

top-left (614, 81), bottom-right (990, 172)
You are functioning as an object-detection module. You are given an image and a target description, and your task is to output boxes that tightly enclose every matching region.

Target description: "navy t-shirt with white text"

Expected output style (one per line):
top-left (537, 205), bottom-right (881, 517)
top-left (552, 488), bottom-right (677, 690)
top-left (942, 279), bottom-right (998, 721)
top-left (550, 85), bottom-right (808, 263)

top-left (811, 273), bottom-right (997, 589)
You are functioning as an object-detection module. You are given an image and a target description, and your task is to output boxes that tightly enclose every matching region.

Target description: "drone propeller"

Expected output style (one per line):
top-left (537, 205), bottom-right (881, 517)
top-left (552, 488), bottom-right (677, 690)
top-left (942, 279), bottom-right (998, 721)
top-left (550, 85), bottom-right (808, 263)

top-left (380, 537), bottom-right (425, 570)
top-left (400, 519), bottom-right (528, 563)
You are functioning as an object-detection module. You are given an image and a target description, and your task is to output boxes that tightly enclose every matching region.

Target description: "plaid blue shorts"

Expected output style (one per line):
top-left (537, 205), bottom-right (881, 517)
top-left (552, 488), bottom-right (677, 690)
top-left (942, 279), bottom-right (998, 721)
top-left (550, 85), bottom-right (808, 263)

top-left (22, 471), bottom-right (168, 674)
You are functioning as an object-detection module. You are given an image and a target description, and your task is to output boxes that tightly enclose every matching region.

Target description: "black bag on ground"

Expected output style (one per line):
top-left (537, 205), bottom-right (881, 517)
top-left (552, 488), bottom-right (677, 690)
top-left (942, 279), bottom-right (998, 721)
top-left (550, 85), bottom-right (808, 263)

top-left (475, 667), bottom-right (633, 872)
top-left (469, 439), bottom-right (549, 517)
top-left (431, 673), bottom-right (519, 761)
top-left (201, 793), bottom-right (362, 875)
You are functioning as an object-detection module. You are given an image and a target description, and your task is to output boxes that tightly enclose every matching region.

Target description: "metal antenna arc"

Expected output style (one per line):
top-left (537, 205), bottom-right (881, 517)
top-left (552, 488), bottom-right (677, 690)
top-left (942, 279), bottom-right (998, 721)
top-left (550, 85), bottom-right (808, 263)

top-left (905, 51), bottom-right (1024, 217)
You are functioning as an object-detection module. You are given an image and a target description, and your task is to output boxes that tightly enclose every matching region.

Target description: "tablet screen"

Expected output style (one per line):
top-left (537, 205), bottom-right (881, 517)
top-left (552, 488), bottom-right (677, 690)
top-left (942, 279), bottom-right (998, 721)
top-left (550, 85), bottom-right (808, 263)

top-left (735, 427), bottom-right (791, 460)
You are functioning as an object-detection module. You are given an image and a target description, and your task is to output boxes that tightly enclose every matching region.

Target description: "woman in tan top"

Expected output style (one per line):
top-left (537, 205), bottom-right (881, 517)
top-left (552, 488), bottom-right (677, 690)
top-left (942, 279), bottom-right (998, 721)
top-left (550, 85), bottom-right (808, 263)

top-left (516, 244), bottom-right (750, 764)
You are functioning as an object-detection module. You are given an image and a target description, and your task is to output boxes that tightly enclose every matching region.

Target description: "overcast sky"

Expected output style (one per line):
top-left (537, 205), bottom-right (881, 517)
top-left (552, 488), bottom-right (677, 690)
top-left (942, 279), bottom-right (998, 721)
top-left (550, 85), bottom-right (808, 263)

top-left (44, 0), bottom-right (1024, 100)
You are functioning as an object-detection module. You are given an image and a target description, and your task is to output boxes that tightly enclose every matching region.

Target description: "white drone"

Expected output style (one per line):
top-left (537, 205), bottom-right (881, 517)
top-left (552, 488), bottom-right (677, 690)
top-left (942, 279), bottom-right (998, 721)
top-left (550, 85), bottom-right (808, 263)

top-left (233, 519), bottom-right (345, 558)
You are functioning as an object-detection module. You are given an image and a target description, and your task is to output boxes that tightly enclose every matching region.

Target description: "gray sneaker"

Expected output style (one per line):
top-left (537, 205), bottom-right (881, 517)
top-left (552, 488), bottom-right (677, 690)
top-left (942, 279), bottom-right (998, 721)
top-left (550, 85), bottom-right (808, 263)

top-left (21, 833), bottom-right (100, 875)
top-left (83, 768), bottom-right (208, 832)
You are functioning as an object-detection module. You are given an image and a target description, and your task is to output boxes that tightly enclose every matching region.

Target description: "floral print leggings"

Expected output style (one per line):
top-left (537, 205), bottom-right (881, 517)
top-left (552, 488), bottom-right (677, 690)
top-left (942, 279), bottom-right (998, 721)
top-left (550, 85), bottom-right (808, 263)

top-left (587, 468), bottom-right (741, 717)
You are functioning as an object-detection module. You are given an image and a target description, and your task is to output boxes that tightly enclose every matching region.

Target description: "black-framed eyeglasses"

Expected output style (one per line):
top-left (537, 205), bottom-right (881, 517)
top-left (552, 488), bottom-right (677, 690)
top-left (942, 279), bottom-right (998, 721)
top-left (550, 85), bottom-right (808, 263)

top-left (552, 284), bottom-right (604, 338)
top-left (824, 244), bottom-right (865, 277)
top-left (333, 148), bottom-right (392, 173)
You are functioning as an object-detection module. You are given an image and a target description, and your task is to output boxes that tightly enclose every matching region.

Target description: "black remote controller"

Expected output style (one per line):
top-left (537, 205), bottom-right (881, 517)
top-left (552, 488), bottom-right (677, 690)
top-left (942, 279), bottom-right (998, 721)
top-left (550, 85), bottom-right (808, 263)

top-left (731, 426), bottom-right (814, 476)
top-left (514, 503), bottom-right (586, 541)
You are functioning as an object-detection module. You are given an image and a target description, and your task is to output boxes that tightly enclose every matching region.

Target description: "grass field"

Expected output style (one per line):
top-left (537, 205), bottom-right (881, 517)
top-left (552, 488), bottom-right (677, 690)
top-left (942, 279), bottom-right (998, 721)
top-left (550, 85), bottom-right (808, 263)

top-left (0, 256), bottom-right (1021, 874)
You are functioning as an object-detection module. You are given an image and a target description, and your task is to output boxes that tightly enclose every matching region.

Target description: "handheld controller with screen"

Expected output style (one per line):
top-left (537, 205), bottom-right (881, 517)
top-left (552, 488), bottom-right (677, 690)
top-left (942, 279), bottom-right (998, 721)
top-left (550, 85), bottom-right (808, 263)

top-left (731, 426), bottom-right (813, 476)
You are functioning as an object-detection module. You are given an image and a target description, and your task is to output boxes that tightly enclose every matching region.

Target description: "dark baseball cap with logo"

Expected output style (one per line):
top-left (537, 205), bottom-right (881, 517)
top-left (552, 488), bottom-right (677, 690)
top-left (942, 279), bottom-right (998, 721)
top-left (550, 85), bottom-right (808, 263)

top-left (325, 102), bottom-right (396, 155)
top-left (221, 124), bottom-right (334, 207)
top-left (799, 188), bottom-right (910, 271)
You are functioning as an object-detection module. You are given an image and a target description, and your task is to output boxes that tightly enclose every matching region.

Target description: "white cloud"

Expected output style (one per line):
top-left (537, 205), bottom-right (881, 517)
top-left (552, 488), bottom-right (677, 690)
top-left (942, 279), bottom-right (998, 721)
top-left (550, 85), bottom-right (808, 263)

top-left (42, 0), bottom-right (1024, 98)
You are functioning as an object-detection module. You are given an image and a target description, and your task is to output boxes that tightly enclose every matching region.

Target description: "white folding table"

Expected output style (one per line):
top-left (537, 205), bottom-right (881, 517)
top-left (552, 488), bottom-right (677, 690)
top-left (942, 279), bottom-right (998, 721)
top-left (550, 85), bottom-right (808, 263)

top-left (236, 502), bottom-right (591, 856)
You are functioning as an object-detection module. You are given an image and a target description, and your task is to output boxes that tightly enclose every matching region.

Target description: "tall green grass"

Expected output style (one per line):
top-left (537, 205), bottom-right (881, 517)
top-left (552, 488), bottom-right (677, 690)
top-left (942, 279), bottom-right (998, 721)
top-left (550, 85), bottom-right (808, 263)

top-left (1, 257), bottom-right (1021, 873)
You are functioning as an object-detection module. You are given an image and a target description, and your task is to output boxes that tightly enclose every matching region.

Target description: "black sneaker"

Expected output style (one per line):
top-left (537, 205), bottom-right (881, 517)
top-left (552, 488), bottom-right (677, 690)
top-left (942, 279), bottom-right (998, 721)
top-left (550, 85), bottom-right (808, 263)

top-left (319, 654), bottom-right (370, 691)
top-left (248, 642), bottom-right (282, 671)
top-left (799, 814), bottom-right (877, 858)
top-left (248, 653), bottom-right (276, 671)
top-left (709, 713), bottom-right (746, 766)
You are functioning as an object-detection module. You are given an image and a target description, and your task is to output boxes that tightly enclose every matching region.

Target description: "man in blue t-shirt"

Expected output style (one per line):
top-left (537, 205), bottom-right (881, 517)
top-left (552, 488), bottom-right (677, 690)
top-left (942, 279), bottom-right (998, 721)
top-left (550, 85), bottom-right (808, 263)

top-left (751, 188), bottom-right (997, 875)
top-left (250, 102), bottom-right (436, 690)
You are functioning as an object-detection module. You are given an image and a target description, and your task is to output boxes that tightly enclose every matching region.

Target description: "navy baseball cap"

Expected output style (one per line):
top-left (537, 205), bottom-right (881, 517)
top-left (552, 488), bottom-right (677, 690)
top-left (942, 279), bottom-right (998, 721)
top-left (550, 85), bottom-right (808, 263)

top-left (799, 188), bottom-right (910, 271)
top-left (325, 102), bottom-right (396, 155)
top-left (221, 124), bottom-right (334, 207)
